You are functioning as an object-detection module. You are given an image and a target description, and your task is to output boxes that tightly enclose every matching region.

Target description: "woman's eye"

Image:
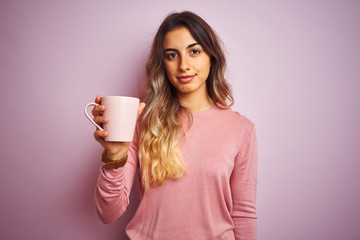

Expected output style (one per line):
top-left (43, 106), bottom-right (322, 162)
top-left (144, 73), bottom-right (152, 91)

top-left (166, 53), bottom-right (177, 59)
top-left (191, 49), bottom-right (200, 55)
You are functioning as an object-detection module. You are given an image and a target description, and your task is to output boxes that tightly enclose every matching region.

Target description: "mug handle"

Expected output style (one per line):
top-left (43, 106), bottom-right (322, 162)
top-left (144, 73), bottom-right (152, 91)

top-left (84, 103), bottom-right (104, 131)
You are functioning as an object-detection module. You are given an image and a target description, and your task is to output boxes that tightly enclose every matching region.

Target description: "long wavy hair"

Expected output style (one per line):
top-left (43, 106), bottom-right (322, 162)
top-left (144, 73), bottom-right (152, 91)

top-left (139, 11), bottom-right (234, 191)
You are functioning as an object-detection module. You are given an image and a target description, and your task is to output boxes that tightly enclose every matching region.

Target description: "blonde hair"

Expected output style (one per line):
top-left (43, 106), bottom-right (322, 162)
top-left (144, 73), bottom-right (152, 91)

top-left (139, 11), bottom-right (234, 191)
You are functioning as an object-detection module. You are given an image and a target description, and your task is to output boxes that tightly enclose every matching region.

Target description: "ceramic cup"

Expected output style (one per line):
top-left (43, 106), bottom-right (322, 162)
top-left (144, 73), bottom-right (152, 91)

top-left (84, 96), bottom-right (139, 142)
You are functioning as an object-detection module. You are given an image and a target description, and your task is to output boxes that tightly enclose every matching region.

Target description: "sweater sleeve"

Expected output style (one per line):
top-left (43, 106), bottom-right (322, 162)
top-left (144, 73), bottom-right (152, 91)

top-left (230, 124), bottom-right (258, 240)
top-left (94, 125), bottom-right (140, 224)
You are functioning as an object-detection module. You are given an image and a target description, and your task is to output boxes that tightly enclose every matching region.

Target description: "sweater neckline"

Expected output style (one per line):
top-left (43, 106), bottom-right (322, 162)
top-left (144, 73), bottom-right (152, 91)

top-left (191, 105), bottom-right (219, 117)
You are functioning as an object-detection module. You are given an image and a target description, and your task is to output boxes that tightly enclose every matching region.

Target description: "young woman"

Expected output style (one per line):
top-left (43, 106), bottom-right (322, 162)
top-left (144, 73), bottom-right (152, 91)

top-left (92, 11), bottom-right (257, 240)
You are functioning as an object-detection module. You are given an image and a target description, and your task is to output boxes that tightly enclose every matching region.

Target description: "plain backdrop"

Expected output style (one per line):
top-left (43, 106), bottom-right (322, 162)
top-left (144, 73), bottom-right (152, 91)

top-left (1, 0), bottom-right (359, 239)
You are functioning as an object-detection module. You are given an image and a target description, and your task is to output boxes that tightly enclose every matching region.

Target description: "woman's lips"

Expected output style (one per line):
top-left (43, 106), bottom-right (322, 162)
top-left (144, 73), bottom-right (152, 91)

top-left (177, 75), bottom-right (195, 83)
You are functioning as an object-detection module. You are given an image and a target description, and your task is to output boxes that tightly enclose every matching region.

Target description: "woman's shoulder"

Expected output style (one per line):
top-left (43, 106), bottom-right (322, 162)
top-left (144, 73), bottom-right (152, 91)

top-left (210, 106), bottom-right (256, 145)
top-left (214, 105), bottom-right (255, 130)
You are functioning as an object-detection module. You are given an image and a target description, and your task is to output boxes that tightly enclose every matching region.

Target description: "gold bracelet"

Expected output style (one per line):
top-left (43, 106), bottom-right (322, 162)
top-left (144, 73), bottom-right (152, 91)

top-left (102, 150), bottom-right (128, 170)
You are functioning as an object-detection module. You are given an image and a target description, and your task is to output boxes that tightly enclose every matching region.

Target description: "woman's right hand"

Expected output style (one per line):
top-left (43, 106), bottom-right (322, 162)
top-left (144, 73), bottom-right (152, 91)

top-left (92, 95), bottom-right (146, 160)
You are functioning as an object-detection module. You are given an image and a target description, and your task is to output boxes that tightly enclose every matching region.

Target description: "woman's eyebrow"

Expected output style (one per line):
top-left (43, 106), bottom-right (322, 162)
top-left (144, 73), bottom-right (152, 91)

top-left (163, 42), bottom-right (200, 53)
top-left (187, 43), bottom-right (200, 49)
top-left (163, 48), bottom-right (178, 53)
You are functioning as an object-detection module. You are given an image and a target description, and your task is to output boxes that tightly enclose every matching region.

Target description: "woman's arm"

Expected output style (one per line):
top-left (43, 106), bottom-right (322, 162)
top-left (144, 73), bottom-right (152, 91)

top-left (91, 95), bottom-right (144, 224)
top-left (230, 124), bottom-right (258, 240)
top-left (94, 139), bottom-right (139, 224)
top-left (94, 138), bottom-right (136, 224)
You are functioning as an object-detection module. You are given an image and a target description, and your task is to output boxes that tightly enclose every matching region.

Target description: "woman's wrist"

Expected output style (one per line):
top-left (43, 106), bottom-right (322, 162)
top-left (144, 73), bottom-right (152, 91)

top-left (105, 147), bottom-right (129, 160)
top-left (102, 150), bottom-right (128, 170)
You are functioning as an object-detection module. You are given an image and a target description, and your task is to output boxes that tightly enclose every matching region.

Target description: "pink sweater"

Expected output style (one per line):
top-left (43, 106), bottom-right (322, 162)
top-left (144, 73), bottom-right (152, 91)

top-left (95, 106), bottom-right (257, 239)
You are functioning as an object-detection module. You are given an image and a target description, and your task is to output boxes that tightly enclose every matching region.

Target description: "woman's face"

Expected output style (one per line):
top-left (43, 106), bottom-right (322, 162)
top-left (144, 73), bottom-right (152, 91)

top-left (163, 27), bottom-right (211, 99)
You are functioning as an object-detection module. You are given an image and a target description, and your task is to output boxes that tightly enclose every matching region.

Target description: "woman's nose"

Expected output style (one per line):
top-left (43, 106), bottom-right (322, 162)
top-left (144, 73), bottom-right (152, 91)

top-left (179, 56), bottom-right (191, 72)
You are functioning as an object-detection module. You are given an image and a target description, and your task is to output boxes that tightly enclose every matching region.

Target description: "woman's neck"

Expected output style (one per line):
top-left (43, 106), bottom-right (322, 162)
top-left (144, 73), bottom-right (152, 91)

top-left (177, 92), bottom-right (213, 112)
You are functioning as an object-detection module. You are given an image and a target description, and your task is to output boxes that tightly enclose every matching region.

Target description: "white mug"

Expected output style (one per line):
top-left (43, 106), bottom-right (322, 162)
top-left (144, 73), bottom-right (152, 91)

top-left (84, 96), bottom-right (139, 142)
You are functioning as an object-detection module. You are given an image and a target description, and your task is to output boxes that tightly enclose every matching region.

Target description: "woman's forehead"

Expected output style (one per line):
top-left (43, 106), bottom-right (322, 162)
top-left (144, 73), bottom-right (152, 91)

top-left (163, 27), bottom-right (198, 49)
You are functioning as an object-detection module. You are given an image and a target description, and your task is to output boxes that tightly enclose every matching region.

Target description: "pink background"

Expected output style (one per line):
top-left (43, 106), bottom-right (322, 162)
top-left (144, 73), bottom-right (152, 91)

top-left (1, 1), bottom-right (359, 239)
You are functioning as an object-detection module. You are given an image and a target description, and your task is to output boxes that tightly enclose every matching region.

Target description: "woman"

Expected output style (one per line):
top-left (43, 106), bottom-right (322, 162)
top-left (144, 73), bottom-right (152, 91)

top-left (92, 11), bottom-right (257, 240)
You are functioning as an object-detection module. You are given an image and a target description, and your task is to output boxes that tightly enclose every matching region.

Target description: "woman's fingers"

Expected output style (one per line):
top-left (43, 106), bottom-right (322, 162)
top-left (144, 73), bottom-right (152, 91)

top-left (137, 102), bottom-right (146, 118)
top-left (91, 95), bottom-right (104, 116)
top-left (94, 130), bottom-right (107, 143)
top-left (95, 95), bottom-right (101, 104)
top-left (92, 104), bottom-right (105, 117)
top-left (93, 116), bottom-right (108, 125)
